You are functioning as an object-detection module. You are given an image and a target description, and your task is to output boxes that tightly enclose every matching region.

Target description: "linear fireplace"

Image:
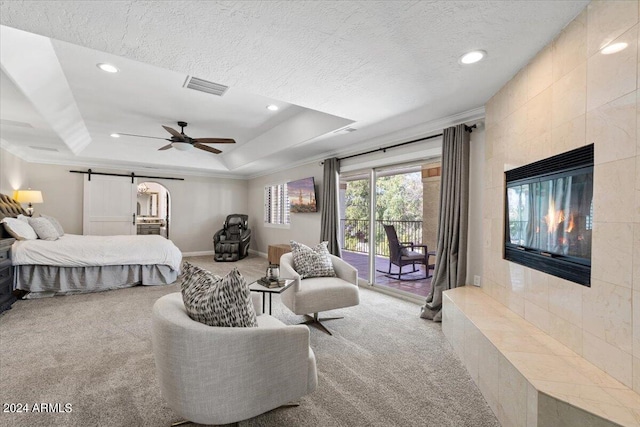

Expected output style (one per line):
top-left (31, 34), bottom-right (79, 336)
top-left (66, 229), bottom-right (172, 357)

top-left (504, 144), bottom-right (593, 286)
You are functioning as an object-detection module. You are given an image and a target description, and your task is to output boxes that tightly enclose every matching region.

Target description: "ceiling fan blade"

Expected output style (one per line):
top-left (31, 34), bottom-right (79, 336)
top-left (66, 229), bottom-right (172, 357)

top-left (194, 138), bottom-right (236, 144)
top-left (158, 144), bottom-right (173, 151)
top-left (118, 133), bottom-right (170, 141)
top-left (194, 143), bottom-right (222, 154)
top-left (162, 125), bottom-right (185, 141)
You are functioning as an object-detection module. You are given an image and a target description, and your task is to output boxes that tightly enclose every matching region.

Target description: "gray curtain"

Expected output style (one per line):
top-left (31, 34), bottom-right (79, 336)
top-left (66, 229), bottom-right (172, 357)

top-left (421, 124), bottom-right (470, 321)
top-left (320, 157), bottom-right (341, 257)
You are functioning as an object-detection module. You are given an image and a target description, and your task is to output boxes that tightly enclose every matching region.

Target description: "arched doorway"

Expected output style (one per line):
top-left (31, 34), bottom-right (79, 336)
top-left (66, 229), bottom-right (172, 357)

top-left (136, 181), bottom-right (171, 239)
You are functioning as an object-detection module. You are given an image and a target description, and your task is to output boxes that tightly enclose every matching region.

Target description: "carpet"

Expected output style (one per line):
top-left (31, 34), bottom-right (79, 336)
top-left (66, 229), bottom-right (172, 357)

top-left (0, 254), bottom-right (499, 426)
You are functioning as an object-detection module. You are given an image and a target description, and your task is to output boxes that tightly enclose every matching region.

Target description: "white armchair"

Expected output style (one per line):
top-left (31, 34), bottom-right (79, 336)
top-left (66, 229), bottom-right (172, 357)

top-left (151, 292), bottom-right (317, 425)
top-left (280, 252), bottom-right (360, 335)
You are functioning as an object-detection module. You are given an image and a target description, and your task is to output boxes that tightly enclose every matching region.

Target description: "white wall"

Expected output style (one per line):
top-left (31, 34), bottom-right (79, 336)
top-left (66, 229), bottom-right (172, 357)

top-left (20, 160), bottom-right (247, 253)
top-left (0, 148), bottom-right (28, 196)
top-left (466, 127), bottom-right (485, 286)
top-left (247, 162), bottom-right (323, 253)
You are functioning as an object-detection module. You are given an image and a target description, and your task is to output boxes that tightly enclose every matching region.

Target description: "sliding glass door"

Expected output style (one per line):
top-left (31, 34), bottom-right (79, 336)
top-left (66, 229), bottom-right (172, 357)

top-left (340, 163), bottom-right (432, 297)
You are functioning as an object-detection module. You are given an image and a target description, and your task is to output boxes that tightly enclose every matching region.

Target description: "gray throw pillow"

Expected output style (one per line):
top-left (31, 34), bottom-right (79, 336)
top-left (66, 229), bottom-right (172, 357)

top-left (40, 214), bottom-right (64, 236)
top-left (290, 240), bottom-right (336, 279)
top-left (180, 262), bottom-right (257, 328)
top-left (28, 217), bottom-right (59, 241)
top-left (1, 217), bottom-right (38, 240)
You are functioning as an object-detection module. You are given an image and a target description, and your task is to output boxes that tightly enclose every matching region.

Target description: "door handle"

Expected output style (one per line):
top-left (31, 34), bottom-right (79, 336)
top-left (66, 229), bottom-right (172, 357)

top-left (132, 213), bottom-right (136, 225)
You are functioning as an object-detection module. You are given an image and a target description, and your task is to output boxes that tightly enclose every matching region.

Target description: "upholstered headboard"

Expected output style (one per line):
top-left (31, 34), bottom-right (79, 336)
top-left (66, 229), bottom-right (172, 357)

top-left (0, 194), bottom-right (28, 238)
top-left (0, 193), bottom-right (27, 220)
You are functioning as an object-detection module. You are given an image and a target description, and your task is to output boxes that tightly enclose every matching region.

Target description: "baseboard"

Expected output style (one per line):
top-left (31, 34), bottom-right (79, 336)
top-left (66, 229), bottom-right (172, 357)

top-left (182, 250), bottom-right (215, 257)
top-left (358, 280), bottom-right (424, 305)
top-left (249, 249), bottom-right (267, 258)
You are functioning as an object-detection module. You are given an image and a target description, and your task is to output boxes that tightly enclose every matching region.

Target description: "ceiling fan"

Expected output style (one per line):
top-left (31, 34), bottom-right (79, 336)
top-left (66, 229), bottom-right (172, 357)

top-left (118, 121), bottom-right (235, 154)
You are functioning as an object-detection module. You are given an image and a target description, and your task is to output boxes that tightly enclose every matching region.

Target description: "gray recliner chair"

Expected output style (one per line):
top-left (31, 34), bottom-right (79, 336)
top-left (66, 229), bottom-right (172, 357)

top-left (213, 214), bottom-right (251, 261)
top-left (151, 292), bottom-right (317, 425)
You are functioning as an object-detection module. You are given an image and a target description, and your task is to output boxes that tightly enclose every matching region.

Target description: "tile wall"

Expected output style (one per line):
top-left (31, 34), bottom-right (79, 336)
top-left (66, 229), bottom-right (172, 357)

top-left (482, 0), bottom-right (640, 392)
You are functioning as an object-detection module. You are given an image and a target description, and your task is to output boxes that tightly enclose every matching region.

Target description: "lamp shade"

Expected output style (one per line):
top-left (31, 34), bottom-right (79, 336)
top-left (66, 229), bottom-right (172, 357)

top-left (14, 190), bottom-right (43, 204)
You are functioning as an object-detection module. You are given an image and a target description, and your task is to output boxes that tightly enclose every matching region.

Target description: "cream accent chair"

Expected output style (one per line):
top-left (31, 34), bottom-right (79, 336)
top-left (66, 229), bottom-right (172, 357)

top-left (151, 292), bottom-right (317, 426)
top-left (280, 252), bottom-right (359, 335)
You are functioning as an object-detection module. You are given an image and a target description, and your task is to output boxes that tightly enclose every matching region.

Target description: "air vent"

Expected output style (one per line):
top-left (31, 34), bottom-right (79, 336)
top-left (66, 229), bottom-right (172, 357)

top-left (1, 119), bottom-right (33, 128)
top-left (29, 146), bottom-right (59, 152)
top-left (184, 76), bottom-right (229, 96)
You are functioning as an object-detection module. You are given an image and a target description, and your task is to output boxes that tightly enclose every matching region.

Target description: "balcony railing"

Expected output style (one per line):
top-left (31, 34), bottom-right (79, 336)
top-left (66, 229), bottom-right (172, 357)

top-left (340, 219), bottom-right (423, 257)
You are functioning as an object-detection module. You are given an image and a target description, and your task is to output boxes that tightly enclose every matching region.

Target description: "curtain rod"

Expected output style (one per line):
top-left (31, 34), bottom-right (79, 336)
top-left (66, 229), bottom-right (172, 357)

top-left (324, 124), bottom-right (476, 164)
top-left (70, 169), bottom-right (184, 182)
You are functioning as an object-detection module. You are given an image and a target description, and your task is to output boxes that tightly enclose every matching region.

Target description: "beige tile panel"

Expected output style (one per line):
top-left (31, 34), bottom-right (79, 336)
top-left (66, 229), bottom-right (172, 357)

top-left (552, 114), bottom-right (586, 153)
top-left (552, 63), bottom-right (587, 129)
top-left (636, 156), bottom-right (640, 225)
top-left (498, 356), bottom-right (528, 427)
top-left (524, 299), bottom-right (551, 333)
top-left (635, 224), bottom-right (640, 288)
top-left (478, 333), bottom-right (501, 415)
top-left (634, 357), bottom-right (640, 393)
top-left (526, 383), bottom-right (537, 427)
top-left (633, 290), bottom-right (639, 356)
top-left (463, 317), bottom-right (481, 385)
top-left (528, 131), bottom-right (554, 165)
top-left (537, 392), bottom-right (629, 427)
top-left (583, 279), bottom-right (633, 353)
top-left (587, 0), bottom-right (639, 56)
top-left (504, 351), bottom-right (594, 385)
top-left (508, 69), bottom-right (528, 116)
top-left (589, 91), bottom-right (637, 165)
top-left (548, 276), bottom-right (583, 327)
top-left (583, 330), bottom-right (633, 387)
top-left (548, 311), bottom-right (584, 356)
top-left (591, 222), bottom-right (634, 288)
top-left (531, 329), bottom-right (579, 358)
top-left (485, 96), bottom-right (497, 129)
top-left (563, 355), bottom-right (629, 389)
top-left (602, 387), bottom-right (640, 415)
top-left (528, 45), bottom-right (553, 101)
top-left (532, 380), bottom-right (622, 407)
top-left (593, 157), bottom-right (637, 223)
top-left (553, 8), bottom-right (587, 82)
top-left (526, 86), bottom-right (552, 142)
top-left (483, 329), bottom-right (555, 355)
top-left (587, 24), bottom-right (638, 112)
top-left (524, 268), bottom-right (549, 310)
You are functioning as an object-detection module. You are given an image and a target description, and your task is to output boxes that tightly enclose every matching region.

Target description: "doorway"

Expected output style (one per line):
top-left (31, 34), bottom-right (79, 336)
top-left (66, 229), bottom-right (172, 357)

top-left (136, 182), bottom-right (171, 239)
top-left (340, 162), bottom-right (439, 297)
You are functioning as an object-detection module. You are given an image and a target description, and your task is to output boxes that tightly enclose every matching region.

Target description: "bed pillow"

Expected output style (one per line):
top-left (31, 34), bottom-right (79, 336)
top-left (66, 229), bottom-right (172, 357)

top-left (16, 214), bottom-right (29, 224)
top-left (180, 262), bottom-right (257, 328)
top-left (40, 214), bottom-right (64, 236)
top-left (28, 217), bottom-right (59, 241)
top-left (1, 217), bottom-right (38, 240)
top-left (290, 240), bottom-right (336, 279)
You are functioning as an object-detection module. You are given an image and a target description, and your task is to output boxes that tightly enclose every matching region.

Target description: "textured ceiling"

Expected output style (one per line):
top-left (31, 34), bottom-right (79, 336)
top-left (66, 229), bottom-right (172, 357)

top-left (0, 0), bottom-right (589, 177)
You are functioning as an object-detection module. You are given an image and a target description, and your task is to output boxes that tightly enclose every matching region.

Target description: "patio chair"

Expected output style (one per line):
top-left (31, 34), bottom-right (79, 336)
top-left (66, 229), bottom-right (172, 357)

top-left (378, 224), bottom-right (431, 280)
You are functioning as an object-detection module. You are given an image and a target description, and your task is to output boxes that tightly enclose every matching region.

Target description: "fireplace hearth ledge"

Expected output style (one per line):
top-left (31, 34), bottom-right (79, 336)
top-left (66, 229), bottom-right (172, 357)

top-left (442, 287), bottom-right (639, 427)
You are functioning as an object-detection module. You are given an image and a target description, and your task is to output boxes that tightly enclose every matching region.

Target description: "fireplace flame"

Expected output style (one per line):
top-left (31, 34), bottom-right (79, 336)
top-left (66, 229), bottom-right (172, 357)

top-left (566, 213), bottom-right (575, 233)
top-left (544, 201), bottom-right (565, 233)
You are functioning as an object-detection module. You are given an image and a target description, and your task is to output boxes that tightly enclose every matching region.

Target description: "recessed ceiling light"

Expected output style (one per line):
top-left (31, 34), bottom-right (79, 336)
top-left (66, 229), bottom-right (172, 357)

top-left (600, 42), bottom-right (628, 55)
top-left (110, 133), bottom-right (120, 138)
top-left (266, 104), bottom-right (279, 111)
top-left (97, 63), bottom-right (119, 73)
top-left (460, 50), bottom-right (486, 65)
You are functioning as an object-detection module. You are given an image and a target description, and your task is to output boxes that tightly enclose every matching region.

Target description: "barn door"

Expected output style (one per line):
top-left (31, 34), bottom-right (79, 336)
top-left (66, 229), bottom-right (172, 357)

top-left (83, 174), bottom-right (137, 235)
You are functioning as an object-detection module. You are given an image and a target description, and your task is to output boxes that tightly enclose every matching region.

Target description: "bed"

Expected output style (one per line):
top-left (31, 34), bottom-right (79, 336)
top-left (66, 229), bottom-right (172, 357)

top-left (0, 194), bottom-right (181, 298)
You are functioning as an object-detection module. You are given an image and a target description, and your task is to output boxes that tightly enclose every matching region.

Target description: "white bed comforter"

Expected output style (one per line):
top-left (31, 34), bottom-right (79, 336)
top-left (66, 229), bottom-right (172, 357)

top-left (11, 234), bottom-right (182, 271)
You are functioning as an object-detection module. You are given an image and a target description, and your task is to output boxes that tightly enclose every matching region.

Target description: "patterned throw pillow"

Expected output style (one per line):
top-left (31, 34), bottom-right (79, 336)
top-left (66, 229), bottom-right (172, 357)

top-left (40, 214), bottom-right (64, 236)
top-left (180, 262), bottom-right (257, 328)
top-left (28, 217), bottom-right (59, 241)
top-left (1, 217), bottom-right (38, 240)
top-left (290, 240), bottom-right (336, 279)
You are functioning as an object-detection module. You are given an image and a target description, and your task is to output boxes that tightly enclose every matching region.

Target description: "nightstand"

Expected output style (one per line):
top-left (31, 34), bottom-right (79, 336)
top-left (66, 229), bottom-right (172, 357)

top-left (0, 237), bottom-right (16, 314)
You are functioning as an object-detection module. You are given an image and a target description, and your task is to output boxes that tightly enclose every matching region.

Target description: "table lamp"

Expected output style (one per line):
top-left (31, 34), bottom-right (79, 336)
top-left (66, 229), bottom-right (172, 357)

top-left (14, 190), bottom-right (43, 216)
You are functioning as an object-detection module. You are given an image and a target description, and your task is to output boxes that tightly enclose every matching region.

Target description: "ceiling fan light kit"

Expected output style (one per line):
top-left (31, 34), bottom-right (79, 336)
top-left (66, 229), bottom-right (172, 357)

top-left (118, 121), bottom-right (235, 155)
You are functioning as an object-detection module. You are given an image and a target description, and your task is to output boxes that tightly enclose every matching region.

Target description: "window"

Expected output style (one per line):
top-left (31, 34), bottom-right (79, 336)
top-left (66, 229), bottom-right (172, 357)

top-left (264, 183), bottom-right (290, 226)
